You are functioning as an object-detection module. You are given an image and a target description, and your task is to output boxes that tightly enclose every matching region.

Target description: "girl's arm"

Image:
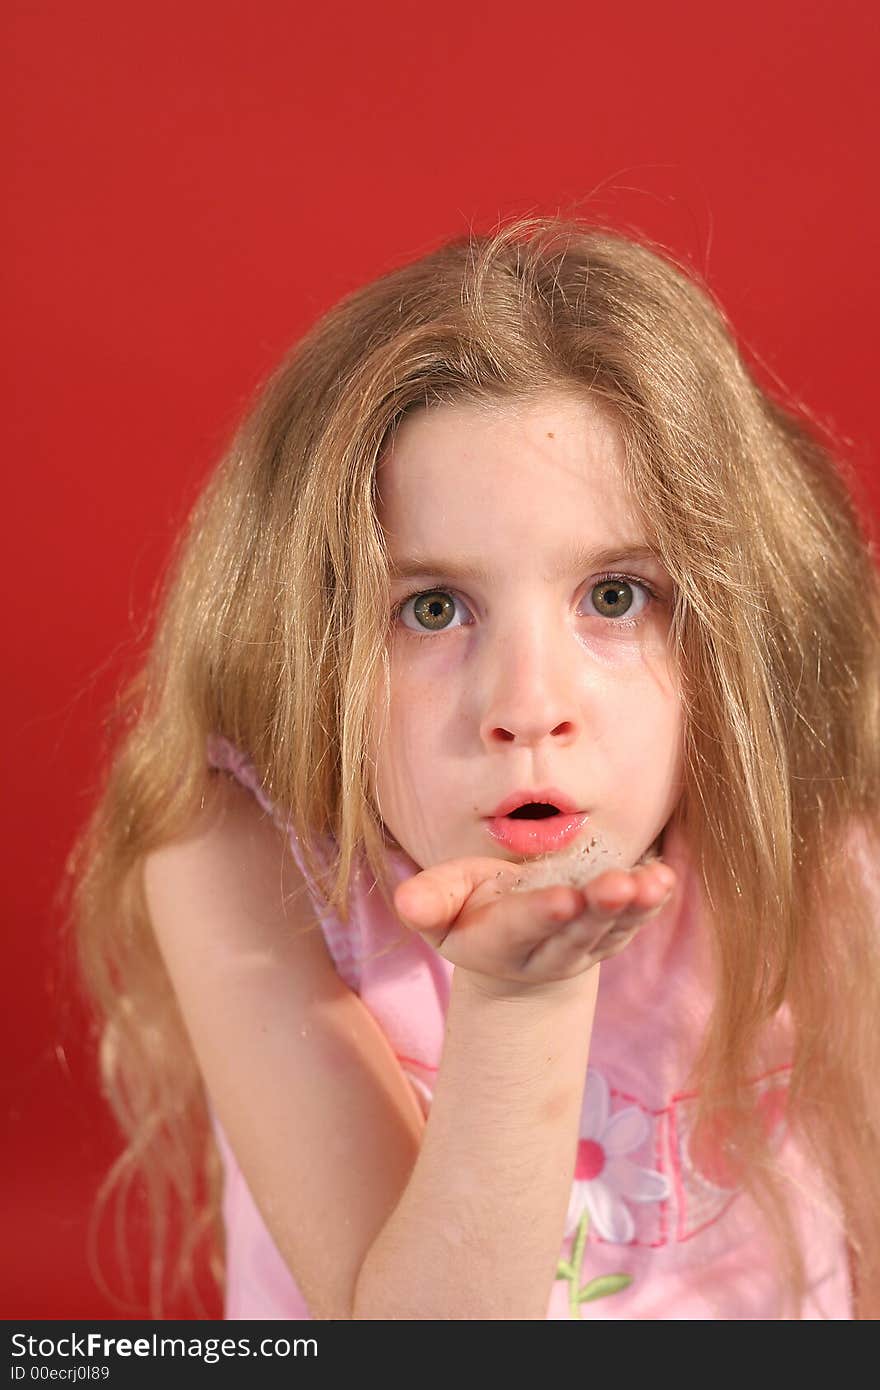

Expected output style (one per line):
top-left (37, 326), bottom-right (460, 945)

top-left (353, 964), bottom-right (598, 1319)
top-left (144, 774), bottom-right (428, 1321)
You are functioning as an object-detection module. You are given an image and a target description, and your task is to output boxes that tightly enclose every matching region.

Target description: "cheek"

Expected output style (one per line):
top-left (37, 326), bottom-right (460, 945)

top-left (385, 652), bottom-right (449, 738)
top-left (606, 672), bottom-right (684, 783)
top-left (368, 663), bottom-right (430, 785)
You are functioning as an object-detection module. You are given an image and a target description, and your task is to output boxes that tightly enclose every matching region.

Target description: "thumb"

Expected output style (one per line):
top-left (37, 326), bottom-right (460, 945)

top-left (394, 856), bottom-right (519, 934)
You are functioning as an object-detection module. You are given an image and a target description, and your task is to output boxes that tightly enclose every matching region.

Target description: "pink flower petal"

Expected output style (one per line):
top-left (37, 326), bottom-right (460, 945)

top-left (602, 1104), bottom-right (650, 1156)
top-left (604, 1155), bottom-right (670, 1204)
top-left (586, 1180), bottom-right (635, 1243)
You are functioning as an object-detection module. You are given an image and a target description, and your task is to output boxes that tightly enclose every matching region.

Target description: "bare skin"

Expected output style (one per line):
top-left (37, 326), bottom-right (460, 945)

top-left (393, 855), bottom-right (676, 996)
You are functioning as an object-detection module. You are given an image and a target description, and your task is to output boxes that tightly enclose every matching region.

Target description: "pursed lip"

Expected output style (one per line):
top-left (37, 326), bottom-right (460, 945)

top-left (484, 809), bottom-right (590, 855)
top-left (487, 787), bottom-right (582, 818)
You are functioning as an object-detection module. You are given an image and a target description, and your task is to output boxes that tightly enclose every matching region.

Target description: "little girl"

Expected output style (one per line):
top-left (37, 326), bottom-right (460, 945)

top-left (67, 214), bottom-right (880, 1320)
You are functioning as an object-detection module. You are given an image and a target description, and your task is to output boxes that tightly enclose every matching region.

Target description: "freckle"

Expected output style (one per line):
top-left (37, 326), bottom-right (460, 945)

top-left (540, 1089), bottom-right (571, 1124)
top-left (547, 431), bottom-right (555, 439)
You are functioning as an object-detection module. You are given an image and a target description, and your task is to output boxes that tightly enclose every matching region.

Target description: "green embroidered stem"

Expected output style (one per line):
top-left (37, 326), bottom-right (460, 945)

top-left (552, 1208), bottom-right (592, 1319)
top-left (569, 1208), bottom-right (591, 1319)
top-left (578, 1274), bottom-right (634, 1303)
top-left (555, 1207), bottom-right (634, 1318)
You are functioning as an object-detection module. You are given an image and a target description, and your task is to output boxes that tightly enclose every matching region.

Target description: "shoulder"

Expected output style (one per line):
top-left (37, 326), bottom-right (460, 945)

top-left (144, 768), bottom-right (322, 962)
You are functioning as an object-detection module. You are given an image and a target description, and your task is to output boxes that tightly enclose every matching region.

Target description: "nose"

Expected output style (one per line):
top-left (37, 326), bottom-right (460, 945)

top-left (478, 612), bottom-right (581, 749)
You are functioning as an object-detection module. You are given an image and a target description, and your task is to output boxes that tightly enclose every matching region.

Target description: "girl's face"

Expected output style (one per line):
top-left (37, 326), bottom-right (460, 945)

top-left (369, 391), bottom-right (685, 873)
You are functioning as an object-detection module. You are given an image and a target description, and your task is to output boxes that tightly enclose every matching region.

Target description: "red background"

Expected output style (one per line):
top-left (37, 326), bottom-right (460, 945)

top-left (4, 0), bottom-right (879, 1319)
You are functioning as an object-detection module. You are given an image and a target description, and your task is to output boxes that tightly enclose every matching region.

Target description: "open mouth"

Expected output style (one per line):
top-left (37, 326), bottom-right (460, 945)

top-left (507, 803), bottom-right (562, 820)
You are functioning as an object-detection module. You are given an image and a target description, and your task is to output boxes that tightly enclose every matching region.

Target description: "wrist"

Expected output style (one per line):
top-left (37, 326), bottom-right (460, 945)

top-left (453, 962), bottom-right (600, 1008)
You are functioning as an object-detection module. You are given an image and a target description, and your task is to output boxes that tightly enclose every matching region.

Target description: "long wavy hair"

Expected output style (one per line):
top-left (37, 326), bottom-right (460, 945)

top-left (61, 213), bottom-right (880, 1318)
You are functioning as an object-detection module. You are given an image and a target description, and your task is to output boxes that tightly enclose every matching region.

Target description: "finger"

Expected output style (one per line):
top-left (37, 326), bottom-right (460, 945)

top-left (530, 869), bottom-right (674, 974)
top-left (420, 875), bottom-right (588, 966)
top-left (615, 863), bottom-right (676, 918)
top-left (587, 862), bottom-right (674, 916)
top-left (393, 856), bottom-right (520, 933)
top-left (588, 870), bottom-right (639, 914)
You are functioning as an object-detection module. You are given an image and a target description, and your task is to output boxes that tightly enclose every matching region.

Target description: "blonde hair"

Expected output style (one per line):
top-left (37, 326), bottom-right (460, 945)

top-left (61, 214), bottom-right (880, 1318)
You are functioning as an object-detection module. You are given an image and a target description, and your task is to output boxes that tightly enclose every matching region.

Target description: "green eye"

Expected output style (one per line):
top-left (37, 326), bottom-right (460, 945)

top-left (412, 591), bottom-right (457, 630)
top-left (590, 579), bottom-right (635, 619)
top-left (395, 573), bottom-right (657, 638)
top-left (396, 588), bottom-right (471, 634)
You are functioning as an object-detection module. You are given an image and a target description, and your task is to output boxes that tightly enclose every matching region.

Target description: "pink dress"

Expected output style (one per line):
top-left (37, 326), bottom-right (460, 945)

top-left (205, 734), bottom-right (854, 1319)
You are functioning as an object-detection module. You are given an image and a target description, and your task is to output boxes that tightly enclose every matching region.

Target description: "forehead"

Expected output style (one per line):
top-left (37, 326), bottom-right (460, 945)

top-left (376, 391), bottom-right (642, 552)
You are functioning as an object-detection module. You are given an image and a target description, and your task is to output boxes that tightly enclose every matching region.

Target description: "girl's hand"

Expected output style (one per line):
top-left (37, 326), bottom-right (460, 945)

top-left (393, 854), bottom-right (675, 994)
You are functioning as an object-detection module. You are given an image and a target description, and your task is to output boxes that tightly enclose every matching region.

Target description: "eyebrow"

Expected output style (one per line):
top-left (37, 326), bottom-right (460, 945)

top-left (389, 543), bottom-right (663, 584)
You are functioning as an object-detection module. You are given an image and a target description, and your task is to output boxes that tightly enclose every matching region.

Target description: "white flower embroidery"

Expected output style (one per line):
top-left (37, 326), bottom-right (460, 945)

top-left (565, 1068), bottom-right (670, 1244)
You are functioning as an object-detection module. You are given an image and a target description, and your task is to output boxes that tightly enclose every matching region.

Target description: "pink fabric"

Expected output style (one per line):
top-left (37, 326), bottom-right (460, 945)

top-left (205, 733), bottom-right (854, 1320)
